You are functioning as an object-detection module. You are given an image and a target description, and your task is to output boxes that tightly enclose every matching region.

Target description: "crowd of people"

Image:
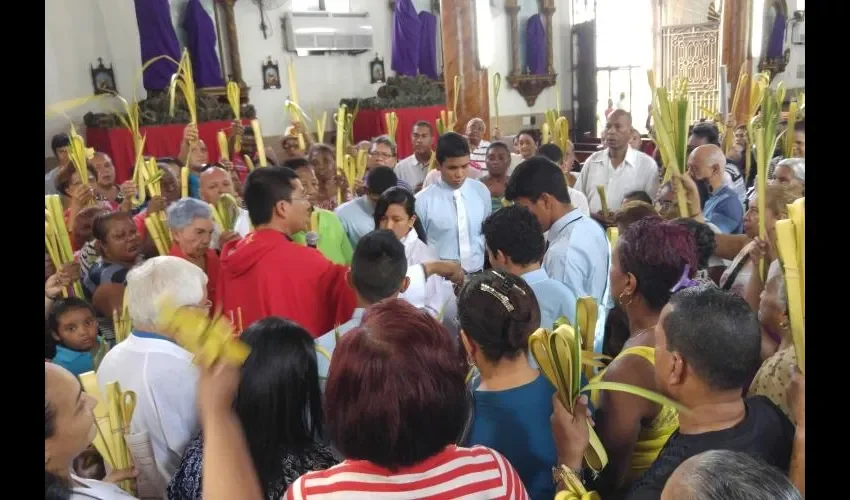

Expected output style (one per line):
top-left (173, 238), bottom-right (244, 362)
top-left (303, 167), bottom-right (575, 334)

top-left (45, 96), bottom-right (805, 499)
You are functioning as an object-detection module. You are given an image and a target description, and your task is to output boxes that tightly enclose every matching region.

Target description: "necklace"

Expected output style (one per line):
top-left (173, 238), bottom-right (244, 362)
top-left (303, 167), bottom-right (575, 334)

top-left (631, 326), bottom-right (656, 342)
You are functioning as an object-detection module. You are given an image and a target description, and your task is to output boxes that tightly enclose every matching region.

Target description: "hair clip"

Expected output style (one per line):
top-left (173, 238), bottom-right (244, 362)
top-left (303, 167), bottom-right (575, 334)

top-left (480, 283), bottom-right (514, 312)
top-left (669, 264), bottom-right (699, 293)
top-left (489, 270), bottom-right (527, 296)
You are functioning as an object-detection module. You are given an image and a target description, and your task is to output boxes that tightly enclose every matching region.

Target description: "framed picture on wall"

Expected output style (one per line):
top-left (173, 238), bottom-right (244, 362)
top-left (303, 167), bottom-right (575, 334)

top-left (90, 58), bottom-right (117, 95)
top-left (370, 55), bottom-right (386, 84)
top-left (262, 57), bottom-right (281, 90)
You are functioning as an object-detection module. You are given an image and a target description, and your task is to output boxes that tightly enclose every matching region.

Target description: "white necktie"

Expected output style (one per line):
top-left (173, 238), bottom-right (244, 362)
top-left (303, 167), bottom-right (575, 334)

top-left (453, 189), bottom-right (474, 272)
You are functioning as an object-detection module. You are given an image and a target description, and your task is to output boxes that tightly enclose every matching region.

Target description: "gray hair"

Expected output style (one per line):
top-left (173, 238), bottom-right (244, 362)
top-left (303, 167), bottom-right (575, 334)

top-left (126, 256), bottom-right (207, 328)
top-left (167, 198), bottom-right (213, 230)
top-left (466, 117), bottom-right (486, 131)
top-left (371, 135), bottom-right (397, 157)
top-left (663, 450), bottom-right (801, 500)
top-left (767, 260), bottom-right (788, 311)
top-left (776, 158), bottom-right (805, 184)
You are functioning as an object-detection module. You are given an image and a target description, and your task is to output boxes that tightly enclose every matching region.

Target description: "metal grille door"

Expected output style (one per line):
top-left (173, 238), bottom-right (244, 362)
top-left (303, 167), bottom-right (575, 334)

top-left (661, 22), bottom-right (720, 123)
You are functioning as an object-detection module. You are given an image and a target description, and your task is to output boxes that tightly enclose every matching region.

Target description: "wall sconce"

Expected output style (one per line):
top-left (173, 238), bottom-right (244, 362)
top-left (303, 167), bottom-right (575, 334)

top-left (790, 11), bottom-right (805, 45)
top-left (475, 0), bottom-right (494, 69)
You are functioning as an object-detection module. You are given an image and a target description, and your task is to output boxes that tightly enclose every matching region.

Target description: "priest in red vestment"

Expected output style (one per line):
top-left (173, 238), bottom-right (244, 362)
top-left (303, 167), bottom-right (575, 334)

top-left (217, 166), bottom-right (356, 336)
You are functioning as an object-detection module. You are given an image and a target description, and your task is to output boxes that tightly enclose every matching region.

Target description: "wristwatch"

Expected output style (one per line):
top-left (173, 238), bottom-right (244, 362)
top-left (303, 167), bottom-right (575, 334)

top-left (553, 464), bottom-right (585, 489)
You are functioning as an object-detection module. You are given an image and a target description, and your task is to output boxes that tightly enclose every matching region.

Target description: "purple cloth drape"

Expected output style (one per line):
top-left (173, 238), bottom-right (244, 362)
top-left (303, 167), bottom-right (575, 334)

top-left (766, 14), bottom-right (787, 59)
top-left (184, 0), bottom-right (225, 87)
top-left (134, 0), bottom-right (181, 91)
top-left (417, 11), bottom-right (439, 80)
top-left (392, 0), bottom-right (421, 77)
top-left (526, 14), bottom-right (547, 75)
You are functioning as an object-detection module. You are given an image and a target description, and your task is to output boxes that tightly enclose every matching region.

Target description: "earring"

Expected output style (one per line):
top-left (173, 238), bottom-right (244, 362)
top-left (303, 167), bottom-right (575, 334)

top-left (779, 320), bottom-right (790, 330)
top-left (618, 291), bottom-right (635, 307)
top-left (467, 355), bottom-right (475, 367)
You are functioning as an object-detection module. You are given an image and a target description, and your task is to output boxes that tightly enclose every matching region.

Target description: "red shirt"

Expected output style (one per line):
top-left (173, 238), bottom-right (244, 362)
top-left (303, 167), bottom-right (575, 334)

top-left (168, 244), bottom-right (221, 314)
top-left (285, 445), bottom-right (529, 499)
top-left (216, 229), bottom-right (355, 337)
top-left (133, 209), bottom-right (148, 241)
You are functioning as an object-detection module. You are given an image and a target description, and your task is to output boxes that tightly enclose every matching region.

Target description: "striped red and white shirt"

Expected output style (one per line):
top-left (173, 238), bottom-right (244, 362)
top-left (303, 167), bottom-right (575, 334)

top-left (285, 445), bottom-right (529, 500)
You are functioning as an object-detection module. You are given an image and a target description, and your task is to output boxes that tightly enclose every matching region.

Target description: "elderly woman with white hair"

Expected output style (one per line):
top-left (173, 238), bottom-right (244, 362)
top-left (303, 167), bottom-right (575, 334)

top-left (772, 158), bottom-right (805, 194)
top-left (167, 198), bottom-right (220, 313)
top-left (96, 256), bottom-right (209, 485)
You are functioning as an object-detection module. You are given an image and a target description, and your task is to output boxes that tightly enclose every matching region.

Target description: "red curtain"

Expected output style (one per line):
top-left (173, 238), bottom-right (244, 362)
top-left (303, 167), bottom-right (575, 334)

top-left (86, 120), bottom-right (244, 183)
top-left (352, 105), bottom-right (446, 160)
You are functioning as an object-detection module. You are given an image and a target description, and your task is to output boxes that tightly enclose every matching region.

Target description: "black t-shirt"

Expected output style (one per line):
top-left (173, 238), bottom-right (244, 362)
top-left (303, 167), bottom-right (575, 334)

top-left (626, 395), bottom-right (796, 500)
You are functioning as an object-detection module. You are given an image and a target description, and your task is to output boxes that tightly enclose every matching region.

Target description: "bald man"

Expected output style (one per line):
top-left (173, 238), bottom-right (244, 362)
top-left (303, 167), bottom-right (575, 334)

top-left (688, 144), bottom-right (744, 234)
top-left (576, 109), bottom-right (659, 219)
top-left (199, 166), bottom-right (252, 246)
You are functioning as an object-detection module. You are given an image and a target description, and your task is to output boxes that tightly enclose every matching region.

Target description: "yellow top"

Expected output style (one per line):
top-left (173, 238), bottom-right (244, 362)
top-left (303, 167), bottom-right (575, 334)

top-left (589, 346), bottom-right (679, 483)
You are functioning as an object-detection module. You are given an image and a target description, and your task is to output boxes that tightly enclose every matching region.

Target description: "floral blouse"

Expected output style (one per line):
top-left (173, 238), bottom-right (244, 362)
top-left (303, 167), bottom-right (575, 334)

top-left (167, 433), bottom-right (338, 500)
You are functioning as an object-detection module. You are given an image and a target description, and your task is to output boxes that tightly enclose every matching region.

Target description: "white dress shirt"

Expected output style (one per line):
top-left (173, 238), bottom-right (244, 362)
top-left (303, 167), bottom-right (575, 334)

top-left (96, 332), bottom-right (199, 486)
top-left (421, 165), bottom-right (484, 189)
top-left (394, 154), bottom-right (431, 189)
top-left (577, 147), bottom-right (660, 213)
top-left (416, 178), bottom-right (492, 272)
top-left (569, 187), bottom-right (591, 216)
top-left (397, 229), bottom-right (456, 321)
top-left (234, 207), bottom-right (251, 237)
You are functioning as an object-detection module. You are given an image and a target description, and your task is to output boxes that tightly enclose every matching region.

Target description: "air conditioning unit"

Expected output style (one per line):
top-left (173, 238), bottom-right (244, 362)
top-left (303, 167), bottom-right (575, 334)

top-left (283, 11), bottom-right (373, 55)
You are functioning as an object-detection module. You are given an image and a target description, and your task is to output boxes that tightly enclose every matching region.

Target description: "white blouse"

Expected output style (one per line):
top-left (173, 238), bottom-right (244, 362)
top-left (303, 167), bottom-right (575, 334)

top-left (70, 473), bottom-right (136, 499)
top-left (398, 230), bottom-right (457, 331)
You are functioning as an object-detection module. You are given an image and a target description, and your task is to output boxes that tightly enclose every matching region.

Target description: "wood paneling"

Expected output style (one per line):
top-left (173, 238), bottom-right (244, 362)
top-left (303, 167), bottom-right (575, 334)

top-left (439, 0), bottom-right (491, 137)
top-left (721, 0), bottom-right (753, 123)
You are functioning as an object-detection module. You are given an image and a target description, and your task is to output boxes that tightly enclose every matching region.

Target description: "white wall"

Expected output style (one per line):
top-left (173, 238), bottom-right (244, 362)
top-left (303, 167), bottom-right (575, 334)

top-left (45, 0), bottom-right (575, 158)
top-left (233, 0), bottom-right (392, 138)
top-left (45, 0), bottom-right (142, 158)
top-left (488, 0), bottom-right (571, 119)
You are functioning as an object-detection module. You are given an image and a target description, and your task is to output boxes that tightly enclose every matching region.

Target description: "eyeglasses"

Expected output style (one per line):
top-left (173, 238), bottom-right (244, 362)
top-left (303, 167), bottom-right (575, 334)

top-left (369, 151), bottom-right (395, 159)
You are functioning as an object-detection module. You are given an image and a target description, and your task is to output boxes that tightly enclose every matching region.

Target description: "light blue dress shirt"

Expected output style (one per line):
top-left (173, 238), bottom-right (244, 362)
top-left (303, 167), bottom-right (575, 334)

top-left (415, 178), bottom-right (492, 272)
top-left (543, 208), bottom-right (611, 352)
top-left (316, 308), bottom-right (366, 381)
top-left (335, 196), bottom-right (376, 248)
top-left (522, 268), bottom-right (578, 329)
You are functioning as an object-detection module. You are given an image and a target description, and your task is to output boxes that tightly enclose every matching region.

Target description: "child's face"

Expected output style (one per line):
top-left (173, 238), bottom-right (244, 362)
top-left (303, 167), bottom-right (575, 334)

top-left (54, 308), bottom-right (98, 352)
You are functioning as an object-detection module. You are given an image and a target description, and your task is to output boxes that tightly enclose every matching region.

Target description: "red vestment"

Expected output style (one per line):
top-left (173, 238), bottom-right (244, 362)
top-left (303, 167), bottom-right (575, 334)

top-left (216, 228), bottom-right (355, 337)
top-left (168, 244), bottom-right (220, 314)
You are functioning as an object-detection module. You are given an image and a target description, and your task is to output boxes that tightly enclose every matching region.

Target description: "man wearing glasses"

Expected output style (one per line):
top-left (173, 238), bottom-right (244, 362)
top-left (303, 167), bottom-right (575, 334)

top-left (217, 166), bottom-right (357, 337)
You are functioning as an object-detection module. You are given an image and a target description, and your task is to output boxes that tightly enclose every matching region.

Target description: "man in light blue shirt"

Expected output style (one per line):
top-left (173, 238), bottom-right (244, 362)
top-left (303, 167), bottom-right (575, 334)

top-left (315, 230), bottom-right (465, 380)
top-left (335, 166), bottom-right (399, 248)
top-left (416, 132), bottom-right (492, 273)
top-left (482, 205), bottom-right (577, 328)
top-left (45, 133), bottom-right (71, 195)
top-left (506, 156), bottom-right (611, 350)
top-left (315, 230), bottom-right (410, 381)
